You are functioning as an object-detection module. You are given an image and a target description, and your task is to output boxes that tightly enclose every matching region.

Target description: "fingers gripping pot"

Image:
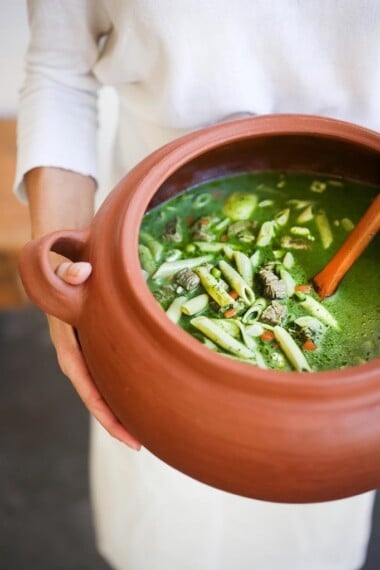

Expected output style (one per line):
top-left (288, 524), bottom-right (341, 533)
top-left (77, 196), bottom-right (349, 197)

top-left (19, 115), bottom-right (380, 503)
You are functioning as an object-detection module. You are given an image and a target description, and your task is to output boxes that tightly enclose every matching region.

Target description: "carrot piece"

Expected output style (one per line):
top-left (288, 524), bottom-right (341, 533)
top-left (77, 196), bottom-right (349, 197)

top-left (199, 218), bottom-right (209, 225)
top-left (295, 284), bottom-right (312, 293)
top-left (185, 215), bottom-right (194, 225)
top-left (229, 290), bottom-right (239, 300)
top-left (260, 331), bottom-right (275, 342)
top-left (220, 234), bottom-right (228, 242)
top-left (303, 339), bottom-right (317, 351)
top-left (224, 308), bottom-right (237, 318)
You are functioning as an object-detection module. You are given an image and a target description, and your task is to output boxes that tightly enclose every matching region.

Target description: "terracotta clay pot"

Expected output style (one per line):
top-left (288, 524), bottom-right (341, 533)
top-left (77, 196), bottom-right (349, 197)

top-left (19, 115), bottom-right (380, 503)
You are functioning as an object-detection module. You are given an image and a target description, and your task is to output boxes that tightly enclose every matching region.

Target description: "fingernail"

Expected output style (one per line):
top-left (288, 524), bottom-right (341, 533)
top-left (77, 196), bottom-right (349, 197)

top-left (125, 440), bottom-right (141, 451)
top-left (55, 261), bottom-right (71, 278)
top-left (69, 262), bottom-right (92, 277)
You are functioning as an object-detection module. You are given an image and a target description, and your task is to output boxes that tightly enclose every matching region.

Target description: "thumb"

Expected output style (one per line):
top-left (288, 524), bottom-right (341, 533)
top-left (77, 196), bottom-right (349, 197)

top-left (55, 261), bottom-right (92, 285)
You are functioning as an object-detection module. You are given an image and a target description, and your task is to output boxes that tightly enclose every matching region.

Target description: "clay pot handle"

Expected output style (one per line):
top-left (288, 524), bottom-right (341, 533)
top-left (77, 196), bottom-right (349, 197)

top-left (19, 229), bottom-right (90, 326)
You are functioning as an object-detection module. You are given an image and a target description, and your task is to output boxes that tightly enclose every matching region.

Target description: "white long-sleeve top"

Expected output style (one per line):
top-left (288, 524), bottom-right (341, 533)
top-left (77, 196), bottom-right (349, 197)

top-left (17, 0), bottom-right (380, 198)
top-left (17, 2), bottom-right (378, 570)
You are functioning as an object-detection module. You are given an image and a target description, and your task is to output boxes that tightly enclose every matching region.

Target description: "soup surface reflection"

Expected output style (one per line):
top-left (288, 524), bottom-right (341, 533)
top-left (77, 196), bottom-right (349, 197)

top-left (139, 172), bottom-right (380, 372)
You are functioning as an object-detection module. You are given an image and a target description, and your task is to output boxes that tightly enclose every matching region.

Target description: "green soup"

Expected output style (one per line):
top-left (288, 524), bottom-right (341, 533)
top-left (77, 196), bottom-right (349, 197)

top-left (139, 172), bottom-right (380, 372)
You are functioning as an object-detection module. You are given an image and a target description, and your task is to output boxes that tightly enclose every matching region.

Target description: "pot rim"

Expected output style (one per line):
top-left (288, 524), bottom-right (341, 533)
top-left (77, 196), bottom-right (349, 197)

top-left (119, 113), bottom-right (380, 397)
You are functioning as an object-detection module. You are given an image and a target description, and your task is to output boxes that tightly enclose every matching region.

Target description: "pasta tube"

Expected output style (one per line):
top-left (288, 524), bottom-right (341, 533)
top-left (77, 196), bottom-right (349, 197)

top-left (242, 297), bottom-right (267, 323)
top-left (181, 294), bottom-right (209, 316)
top-left (219, 260), bottom-right (255, 304)
top-left (273, 326), bottom-right (311, 372)
top-left (193, 266), bottom-right (233, 307)
top-left (234, 251), bottom-right (253, 287)
top-left (153, 255), bottom-right (212, 279)
top-left (256, 220), bottom-right (276, 246)
top-left (193, 241), bottom-right (226, 252)
top-left (166, 296), bottom-right (187, 323)
top-left (315, 210), bottom-right (333, 249)
top-left (279, 268), bottom-right (296, 297)
top-left (191, 316), bottom-right (255, 359)
top-left (300, 295), bottom-right (339, 329)
top-left (297, 205), bottom-right (314, 224)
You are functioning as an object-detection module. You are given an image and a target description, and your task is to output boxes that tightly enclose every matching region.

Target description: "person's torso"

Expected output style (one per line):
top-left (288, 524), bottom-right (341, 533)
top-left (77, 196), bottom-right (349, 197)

top-left (95, 0), bottom-right (380, 131)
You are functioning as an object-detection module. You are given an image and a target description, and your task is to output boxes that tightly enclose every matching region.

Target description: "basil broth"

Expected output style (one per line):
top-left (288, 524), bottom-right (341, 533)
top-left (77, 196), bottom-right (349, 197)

top-left (139, 172), bottom-right (380, 372)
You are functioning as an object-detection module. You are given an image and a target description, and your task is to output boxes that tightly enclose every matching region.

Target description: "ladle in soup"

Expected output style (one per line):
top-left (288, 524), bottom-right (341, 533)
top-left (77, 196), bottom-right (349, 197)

top-left (313, 193), bottom-right (380, 299)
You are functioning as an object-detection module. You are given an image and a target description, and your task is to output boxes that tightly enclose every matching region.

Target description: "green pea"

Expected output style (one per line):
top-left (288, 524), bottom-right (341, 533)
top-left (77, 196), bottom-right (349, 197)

top-left (211, 267), bottom-right (222, 279)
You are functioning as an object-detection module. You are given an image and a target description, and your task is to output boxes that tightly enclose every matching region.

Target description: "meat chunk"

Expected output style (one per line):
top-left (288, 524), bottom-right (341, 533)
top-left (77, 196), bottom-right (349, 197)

top-left (191, 217), bottom-right (213, 241)
top-left (258, 267), bottom-right (287, 300)
top-left (175, 268), bottom-right (200, 291)
top-left (163, 216), bottom-right (183, 242)
top-left (227, 220), bottom-right (256, 242)
top-left (260, 301), bottom-right (287, 326)
top-left (280, 236), bottom-right (311, 250)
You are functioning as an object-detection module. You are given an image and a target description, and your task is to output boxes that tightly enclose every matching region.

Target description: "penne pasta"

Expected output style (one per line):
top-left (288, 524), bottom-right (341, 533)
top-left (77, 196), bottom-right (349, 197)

top-left (300, 295), bottom-right (339, 329)
top-left (181, 294), bottom-right (209, 316)
top-left (191, 316), bottom-right (255, 359)
top-left (166, 296), bottom-right (187, 323)
top-left (153, 255), bottom-right (212, 279)
top-left (273, 326), bottom-right (311, 372)
top-left (279, 268), bottom-right (296, 297)
top-left (219, 260), bottom-right (255, 304)
top-left (256, 220), bottom-right (276, 246)
top-left (242, 297), bottom-right (267, 323)
top-left (194, 266), bottom-right (234, 307)
top-left (234, 251), bottom-right (253, 288)
top-left (315, 210), bottom-right (333, 249)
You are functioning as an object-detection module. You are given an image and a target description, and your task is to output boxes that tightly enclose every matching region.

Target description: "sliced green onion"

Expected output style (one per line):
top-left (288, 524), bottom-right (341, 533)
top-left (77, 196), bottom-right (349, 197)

top-left (310, 180), bottom-right (327, 193)
top-left (193, 193), bottom-right (212, 208)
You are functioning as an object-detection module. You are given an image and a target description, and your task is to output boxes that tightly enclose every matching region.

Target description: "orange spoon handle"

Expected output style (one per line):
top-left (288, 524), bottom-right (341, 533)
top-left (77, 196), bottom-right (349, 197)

top-left (313, 193), bottom-right (380, 299)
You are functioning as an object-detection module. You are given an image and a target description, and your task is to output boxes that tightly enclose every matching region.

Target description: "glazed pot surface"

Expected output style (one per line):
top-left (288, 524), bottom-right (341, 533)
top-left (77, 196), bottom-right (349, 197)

top-left (19, 115), bottom-right (380, 502)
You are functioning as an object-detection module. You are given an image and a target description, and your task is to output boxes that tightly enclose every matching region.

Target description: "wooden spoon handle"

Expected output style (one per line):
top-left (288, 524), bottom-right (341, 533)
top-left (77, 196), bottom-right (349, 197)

top-left (313, 193), bottom-right (380, 299)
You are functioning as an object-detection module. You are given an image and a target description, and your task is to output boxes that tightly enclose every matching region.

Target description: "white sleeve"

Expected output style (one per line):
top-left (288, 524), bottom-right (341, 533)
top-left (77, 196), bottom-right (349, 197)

top-left (15, 0), bottom-right (111, 200)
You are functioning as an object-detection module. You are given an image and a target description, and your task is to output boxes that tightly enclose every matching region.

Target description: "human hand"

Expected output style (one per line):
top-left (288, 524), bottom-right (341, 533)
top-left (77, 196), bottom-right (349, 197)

top-left (48, 261), bottom-right (141, 450)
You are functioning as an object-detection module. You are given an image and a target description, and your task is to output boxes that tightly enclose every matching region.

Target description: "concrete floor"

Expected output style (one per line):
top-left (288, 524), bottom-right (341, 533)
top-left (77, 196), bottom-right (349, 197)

top-left (1, 306), bottom-right (379, 569)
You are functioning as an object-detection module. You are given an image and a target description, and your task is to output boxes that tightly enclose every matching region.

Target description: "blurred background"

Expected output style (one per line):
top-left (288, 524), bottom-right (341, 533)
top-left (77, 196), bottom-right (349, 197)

top-left (0, 1), bottom-right (379, 568)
